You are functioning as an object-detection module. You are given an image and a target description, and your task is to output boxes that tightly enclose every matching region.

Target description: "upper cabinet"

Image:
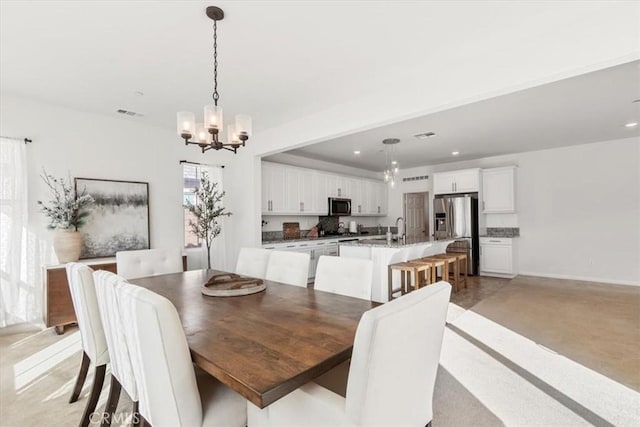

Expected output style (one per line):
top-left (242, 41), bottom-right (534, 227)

top-left (482, 166), bottom-right (516, 213)
top-left (262, 162), bottom-right (386, 216)
top-left (432, 168), bottom-right (481, 194)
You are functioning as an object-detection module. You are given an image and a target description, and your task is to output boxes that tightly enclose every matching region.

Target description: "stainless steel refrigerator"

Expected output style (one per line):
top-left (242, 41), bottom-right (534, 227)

top-left (433, 193), bottom-right (479, 275)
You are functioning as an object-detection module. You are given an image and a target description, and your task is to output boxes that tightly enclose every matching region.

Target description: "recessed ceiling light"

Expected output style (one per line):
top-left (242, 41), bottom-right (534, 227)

top-left (353, 150), bottom-right (361, 155)
top-left (624, 122), bottom-right (638, 128)
top-left (391, 160), bottom-right (398, 165)
top-left (451, 151), bottom-right (460, 156)
top-left (414, 132), bottom-right (436, 139)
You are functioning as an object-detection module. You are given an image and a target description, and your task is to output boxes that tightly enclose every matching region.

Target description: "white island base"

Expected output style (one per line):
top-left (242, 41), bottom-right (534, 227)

top-left (339, 238), bottom-right (455, 302)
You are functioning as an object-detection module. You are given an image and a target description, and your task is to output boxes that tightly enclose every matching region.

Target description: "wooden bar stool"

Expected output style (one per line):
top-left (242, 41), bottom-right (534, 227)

top-left (447, 252), bottom-right (468, 289)
top-left (411, 258), bottom-right (445, 287)
top-left (420, 255), bottom-right (457, 293)
top-left (387, 261), bottom-right (433, 299)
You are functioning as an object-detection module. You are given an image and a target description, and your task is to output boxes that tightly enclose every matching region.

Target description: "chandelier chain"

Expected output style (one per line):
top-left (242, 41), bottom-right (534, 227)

top-left (212, 20), bottom-right (219, 105)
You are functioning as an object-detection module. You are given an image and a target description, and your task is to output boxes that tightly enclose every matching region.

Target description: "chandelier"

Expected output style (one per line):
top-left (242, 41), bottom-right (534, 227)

top-left (382, 138), bottom-right (400, 188)
top-left (177, 6), bottom-right (252, 154)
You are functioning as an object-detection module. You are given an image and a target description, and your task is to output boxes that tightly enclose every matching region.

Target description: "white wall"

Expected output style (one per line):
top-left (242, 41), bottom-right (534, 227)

top-left (0, 94), bottom-right (241, 284)
top-left (386, 138), bottom-right (640, 285)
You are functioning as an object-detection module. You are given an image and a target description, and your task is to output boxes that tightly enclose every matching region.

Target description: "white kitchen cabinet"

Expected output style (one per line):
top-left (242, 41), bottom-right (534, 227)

top-left (482, 166), bottom-right (516, 213)
top-left (432, 168), bottom-right (480, 194)
top-left (262, 161), bottom-right (386, 217)
top-left (480, 237), bottom-right (518, 278)
top-left (262, 162), bottom-right (287, 214)
top-left (285, 168), bottom-right (316, 214)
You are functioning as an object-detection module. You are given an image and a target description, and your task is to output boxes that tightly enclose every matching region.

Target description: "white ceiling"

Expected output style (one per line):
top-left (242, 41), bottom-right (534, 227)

top-left (277, 61), bottom-right (640, 170)
top-left (2, 1), bottom-right (636, 139)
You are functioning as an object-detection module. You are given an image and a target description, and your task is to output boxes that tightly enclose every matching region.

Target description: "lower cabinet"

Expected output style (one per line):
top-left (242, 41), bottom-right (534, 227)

top-left (480, 237), bottom-right (518, 278)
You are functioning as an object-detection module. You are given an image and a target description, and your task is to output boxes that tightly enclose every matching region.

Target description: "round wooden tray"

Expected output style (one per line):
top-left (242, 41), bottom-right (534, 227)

top-left (201, 273), bottom-right (266, 297)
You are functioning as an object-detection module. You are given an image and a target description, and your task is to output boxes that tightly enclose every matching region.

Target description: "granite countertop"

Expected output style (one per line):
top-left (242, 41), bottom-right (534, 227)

top-left (341, 236), bottom-right (454, 248)
top-left (262, 234), bottom-right (384, 245)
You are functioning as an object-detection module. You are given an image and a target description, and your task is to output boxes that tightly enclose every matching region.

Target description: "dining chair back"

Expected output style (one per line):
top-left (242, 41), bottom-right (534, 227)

top-left (116, 282), bottom-right (247, 427)
top-left (236, 247), bottom-right (271, 279)
top-left (116, 248), bottom-right (182, 280)
top-left (346, 281), bottom-right (452, 426)
top-left (265, 250), bottom-right (310, 287)
top-left (314, 256), bottom-right (373, 300)
top-left (93, 270), bottom-right (138, 421)
top-left (247, 281), bottom-right (452, 427)
top-left (65, 263), bottom-right (109, 427)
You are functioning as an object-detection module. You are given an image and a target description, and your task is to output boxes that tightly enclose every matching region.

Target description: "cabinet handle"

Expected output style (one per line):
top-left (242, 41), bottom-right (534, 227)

top-left (489, 240), bottom-right (501, 243)
top-left (483, 201), bottom-right (485, 211)
top-left (300, 202), bottom-right (303, 212)
top-left (338, 188), bottom-right (341, 197)
top-left (302, 202), bottom-right (304, 212)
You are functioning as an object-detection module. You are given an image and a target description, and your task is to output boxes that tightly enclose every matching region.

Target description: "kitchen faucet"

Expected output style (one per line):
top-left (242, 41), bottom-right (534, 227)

top-left (395, 217), bottom-right (405, 241)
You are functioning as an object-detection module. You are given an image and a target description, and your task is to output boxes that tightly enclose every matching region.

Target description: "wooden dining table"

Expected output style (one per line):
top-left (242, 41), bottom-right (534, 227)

top-left (130, 269), bottom-right (376, 408)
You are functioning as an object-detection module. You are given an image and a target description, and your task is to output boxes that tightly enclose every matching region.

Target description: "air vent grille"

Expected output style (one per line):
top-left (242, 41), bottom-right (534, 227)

top-left (402, 175), bottom-right (429, 182)
top-left (116, 109), bottom-right (143, 117)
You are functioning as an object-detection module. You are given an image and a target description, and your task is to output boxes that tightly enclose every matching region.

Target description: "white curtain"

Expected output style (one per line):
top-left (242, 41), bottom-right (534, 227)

top-left (0, 137), bottom-right (38, 327)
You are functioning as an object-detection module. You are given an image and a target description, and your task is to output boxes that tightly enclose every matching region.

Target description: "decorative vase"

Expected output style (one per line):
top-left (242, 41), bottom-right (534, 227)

top-left (53, 230), bottom-right (83, 263)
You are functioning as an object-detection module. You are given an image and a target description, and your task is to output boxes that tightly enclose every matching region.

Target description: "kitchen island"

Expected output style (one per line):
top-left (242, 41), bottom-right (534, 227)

top-left (340, 237), bottom-right (455, 302)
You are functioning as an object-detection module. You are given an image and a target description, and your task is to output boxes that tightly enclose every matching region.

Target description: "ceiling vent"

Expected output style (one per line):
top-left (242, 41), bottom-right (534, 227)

top-left (414, 132), bottom-right (436, 139)
top-left (116, 109), bottom-right (143, 117)
top-left (402, 175), bottom-right (429, 182)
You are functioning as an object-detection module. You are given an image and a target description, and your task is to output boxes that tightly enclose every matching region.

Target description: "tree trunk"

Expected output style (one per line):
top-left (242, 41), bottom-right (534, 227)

top-left (206, 243), bottom-right (212, 270)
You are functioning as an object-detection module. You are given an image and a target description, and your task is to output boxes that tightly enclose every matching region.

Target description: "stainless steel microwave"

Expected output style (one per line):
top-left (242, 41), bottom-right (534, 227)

top-left (328, 198), bottom-right (351, 216)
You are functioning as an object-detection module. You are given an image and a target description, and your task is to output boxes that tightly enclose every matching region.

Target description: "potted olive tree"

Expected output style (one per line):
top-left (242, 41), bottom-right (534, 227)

top-left (184, 172), bottom-right (231, 269)
top-left (38, 171), bottom-right (94, 263)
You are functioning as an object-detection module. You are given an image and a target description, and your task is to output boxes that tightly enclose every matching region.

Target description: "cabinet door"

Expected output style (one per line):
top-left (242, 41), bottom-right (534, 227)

top-left (261, 163), bottom-right (271, 213)
top-left (348, 179), bottom-right (365, 215)
top-left (482, 167), bottom-right (515, 213)
top-left (433, 172), bottom-right (456, 194)
top-left (300, 170), bottom-right (315, 214)
top-left (480, 244), bottom-right (512, 274)
top-left (285, 168), bottom-right (301, 213)
top-left (313, 173), bottom-right (330, 215)
top-left (375, 182), bottom-right (387, 215)
top-left (454, 169), bottom-right (480, 193)
top-left (269, 166), bottom-right (288, 213)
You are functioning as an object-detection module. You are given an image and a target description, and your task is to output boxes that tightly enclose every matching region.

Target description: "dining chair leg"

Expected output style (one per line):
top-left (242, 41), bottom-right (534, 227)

top-left (132, 401), bottom-right (141, 427)
top-left (100, 375), bottom-right (122, 427)
top-left (79, 364), bottom-right (106, 427)
top-left (69, 351), bottom-right (90, 403)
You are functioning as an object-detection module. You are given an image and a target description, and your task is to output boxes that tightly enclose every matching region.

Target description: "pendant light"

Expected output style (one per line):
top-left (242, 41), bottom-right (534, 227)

top-left (382, 138), bottom-right (400, 187)
top-left (177, 6), bottom-right (252, 154)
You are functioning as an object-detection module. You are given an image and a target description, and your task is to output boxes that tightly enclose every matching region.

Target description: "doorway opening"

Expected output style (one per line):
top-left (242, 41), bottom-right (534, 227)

top-left (403, 192), bottom-right (430, 239)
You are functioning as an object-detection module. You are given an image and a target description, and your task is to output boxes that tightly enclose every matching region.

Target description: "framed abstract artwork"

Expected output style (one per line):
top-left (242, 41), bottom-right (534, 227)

top-left (74, 178), bottom-right (150, 258)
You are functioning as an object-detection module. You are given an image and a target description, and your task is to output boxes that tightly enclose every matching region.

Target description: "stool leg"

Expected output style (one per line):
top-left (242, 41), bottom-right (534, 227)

top-left (388, 266), bottom-right (393, 300)
top-left (401, 271), bottom-right (406, 295)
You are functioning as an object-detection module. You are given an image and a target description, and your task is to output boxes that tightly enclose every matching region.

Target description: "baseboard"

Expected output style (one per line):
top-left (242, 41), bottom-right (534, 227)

top-left (518, 271), bottom-right (639, 287)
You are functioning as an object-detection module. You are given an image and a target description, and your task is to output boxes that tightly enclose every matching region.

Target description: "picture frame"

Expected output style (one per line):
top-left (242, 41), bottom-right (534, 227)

top-left (74, 177), bottom-right (150, 259)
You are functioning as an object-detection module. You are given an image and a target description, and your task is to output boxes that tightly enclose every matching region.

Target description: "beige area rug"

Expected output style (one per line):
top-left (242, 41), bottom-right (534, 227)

top-left (2, 277), bottom-right (639, 426)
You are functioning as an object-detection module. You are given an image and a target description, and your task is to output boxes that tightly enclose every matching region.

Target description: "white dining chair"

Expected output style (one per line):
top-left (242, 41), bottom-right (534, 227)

top-left (65, 263), bottom-right (109, 427)
top-left (93, 270), bottom-right (139, 426)
top-left (236, 247), bottom-right (272, 279)
top-left (115, 248), bottom-right (183, 280)
top-left (313, 256), bottom-right (373, 300)
top-left (248, 281), bottom-right (452, 427)
top-left (116, 281), bottom-right (247, 427)
top-left (265, 250), bottom-right (310, 287)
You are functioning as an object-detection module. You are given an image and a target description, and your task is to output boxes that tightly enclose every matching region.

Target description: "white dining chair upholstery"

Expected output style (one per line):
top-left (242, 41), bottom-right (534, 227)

top-left (248, 281), bottom-right (452, 427)
top-left (116, 248), bottom-right (183, 280)
top-left (265, 250), bottom-right (310, 287)
top-left (93, 270), bottom-right (139, 422)
top-left (236, 247), bottom-right (272, 279)
top-left (313, 256), bottom-right (373, 300)
top-left (65, 263), bottom-right (109, 427)
top-left (116, 282), bottom-right (247, 427)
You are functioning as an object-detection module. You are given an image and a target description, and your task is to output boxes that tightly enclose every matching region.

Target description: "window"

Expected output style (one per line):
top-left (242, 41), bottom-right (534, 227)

top-left (183, 164), bottom-right (202, 248)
